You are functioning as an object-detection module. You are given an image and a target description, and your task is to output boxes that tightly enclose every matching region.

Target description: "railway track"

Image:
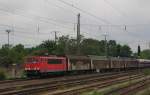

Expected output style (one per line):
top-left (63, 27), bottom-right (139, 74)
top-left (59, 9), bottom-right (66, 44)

top-left (105, 76), bottom-right (150, 95)
top-left (0, 73), bottom-right (110, 88)
top-left (0, 78), bottom-right (31, 84)
top-left (49, 74), bottom-right (143, 95)
top-left (0, 72), bottom-right (120, 86)
top-left (0, 71), bottom-right (142, 95)
top-left (0, 72), bottom-right (126, 94)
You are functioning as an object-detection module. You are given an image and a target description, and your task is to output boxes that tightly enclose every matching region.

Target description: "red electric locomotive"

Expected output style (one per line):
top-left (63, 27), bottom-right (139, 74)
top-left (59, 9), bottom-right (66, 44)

top-left (24, 56), bottom-right (68, 77)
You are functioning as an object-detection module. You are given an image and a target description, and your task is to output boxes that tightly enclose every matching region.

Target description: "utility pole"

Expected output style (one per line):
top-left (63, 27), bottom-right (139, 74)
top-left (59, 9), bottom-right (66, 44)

top-left (102, 34), bottom-right (108, 57)
top-left (36, 24), bottom-right (40, 44)
top-left (6, 29), bottom-right (11, 47)
top-left (55, 31), bottom-right (57, 43)
top-left (37, 24), bottom-right (40, 33)
top-left (53, 31), bottom-right (58, 43)
top-left (77, 13), bottom-right (80, 55)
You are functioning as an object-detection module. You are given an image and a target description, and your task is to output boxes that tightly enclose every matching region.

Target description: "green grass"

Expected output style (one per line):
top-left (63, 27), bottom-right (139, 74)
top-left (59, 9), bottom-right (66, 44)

top-left (142, 68), bottom-right (150, 76)
top-left (82, 75), bottom-right (149, 95)
top-left (136, 88), bottom-right (150, 95)
top-left (82, 91), bottom-right (119, 95)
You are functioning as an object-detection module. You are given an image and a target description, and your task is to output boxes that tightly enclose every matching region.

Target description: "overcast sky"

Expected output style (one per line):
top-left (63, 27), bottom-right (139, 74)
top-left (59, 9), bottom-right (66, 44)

top-left (0, 0), bottom-right (150, 52)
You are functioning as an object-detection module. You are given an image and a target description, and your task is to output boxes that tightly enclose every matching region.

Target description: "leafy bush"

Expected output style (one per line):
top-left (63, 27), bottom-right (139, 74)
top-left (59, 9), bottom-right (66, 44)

top-left (21, 71), bottom-right (27, 78)
top-left (0, 69), bottom-right (6, 80)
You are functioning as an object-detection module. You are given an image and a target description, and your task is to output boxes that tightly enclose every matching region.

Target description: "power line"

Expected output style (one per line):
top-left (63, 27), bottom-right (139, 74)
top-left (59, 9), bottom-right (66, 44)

top-left (0, 23), bottom-right (77, 38)
top-left (0, 6), bottom-right (149, 33)
top-left (0, 8), bottom-right (102, 37)
top-left (0, 6), bottom-right (75, 32)
top-left (45, 0), bottom-right (100, 32)
top-left (0, 24), bottom-right (35, 32)
top-left (44, 0), bottom-right (76, 15)
top-left (12, 33), bottom-right (48, 41)
top-left (0, 22), bottom-right (150, 33)
top-left (104, 0), bottom-right (128, 17)
top-left (79, 23), bottom-right (150, 27)
top-left (57, 0), bottom-right (111, 24)
top-left (0, 1), bottom-right (149, 32)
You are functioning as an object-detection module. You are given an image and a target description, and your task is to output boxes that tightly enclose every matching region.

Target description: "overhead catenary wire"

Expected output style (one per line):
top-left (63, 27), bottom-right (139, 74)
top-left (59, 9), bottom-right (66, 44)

top-left (0, 22), bottom-right (150, 33)
top-left (0, 24), bottom-right (104, 42)
top-left (0, 1), bottom-right (149, 28)
top-left (0, 8), bottom-right (105, 38)
top-left (0, 6), bottom-right (75, 32)
top-left (0, 23), bottom-right (77, 38)
top-left (13, 33), bottom-right (46, 40)
top-left (103, 0), bottom-right (128, 17)
top-left (57, 0), bottom-right (111, 24)
top-left (0, 4), bottom-right (149, 33)
top-left (44, 0), bottom-right (77, 16)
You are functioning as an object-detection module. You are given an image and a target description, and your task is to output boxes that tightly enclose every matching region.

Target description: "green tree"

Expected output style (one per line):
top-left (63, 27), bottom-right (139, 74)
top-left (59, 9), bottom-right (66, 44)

top-left (98, 40), bottom-right (105, 56)
top-left (12, 44), bottom-right (26, 64)
top-left (81, 38), bottom-right (101, 55)
top-left (38, 40), bottom-right (56, 55)
top-left (0, 44), bottom-right (13, 67)
top-left (116, 44), bottom-right (121, 57)
top-left (108, 40), bottom-right (117, 57)
top-left (138, 45), bottom-right (141, 57)
top-left (120, 45), bottom-right (132, 57)
top-left (67, 38), bottom-right (77, 54)
top-left (0, 44), bottom-right (29, 66)
top-left (141, 49), bottom-right (150, 59)
top-left (56, 35), bottom-right (70, 55)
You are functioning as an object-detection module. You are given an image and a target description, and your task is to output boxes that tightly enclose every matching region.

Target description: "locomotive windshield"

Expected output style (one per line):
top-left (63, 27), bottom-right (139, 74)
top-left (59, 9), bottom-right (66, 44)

top-left (48, 59), bottom-right (62, 64)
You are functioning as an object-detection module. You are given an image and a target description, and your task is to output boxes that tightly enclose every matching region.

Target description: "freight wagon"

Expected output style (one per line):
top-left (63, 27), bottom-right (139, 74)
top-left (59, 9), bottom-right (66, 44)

top-left (138, 59), bottom-right (150, 68)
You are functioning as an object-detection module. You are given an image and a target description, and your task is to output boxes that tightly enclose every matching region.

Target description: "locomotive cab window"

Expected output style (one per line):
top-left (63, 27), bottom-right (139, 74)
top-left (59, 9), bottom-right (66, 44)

top-left (48, 59), bottom-right (62, 64)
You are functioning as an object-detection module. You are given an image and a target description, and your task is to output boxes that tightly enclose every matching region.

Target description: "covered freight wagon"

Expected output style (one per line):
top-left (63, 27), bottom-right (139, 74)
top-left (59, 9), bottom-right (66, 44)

top-left (66, 55), bottom-right (91, 71)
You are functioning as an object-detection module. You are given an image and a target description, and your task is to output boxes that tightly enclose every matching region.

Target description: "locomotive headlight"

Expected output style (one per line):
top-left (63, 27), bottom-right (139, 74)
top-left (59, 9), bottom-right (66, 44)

top-left (33, 67), bottom-right (39, 70)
